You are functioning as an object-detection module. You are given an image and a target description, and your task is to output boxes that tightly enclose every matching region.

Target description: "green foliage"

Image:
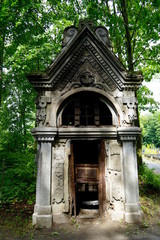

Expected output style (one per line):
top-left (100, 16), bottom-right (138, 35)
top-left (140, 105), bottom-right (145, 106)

top-left (0, 150), bottom-right (36, 204)
top-left (140, 112), bottom-right (160, 147)
top-left (137, 85), bottom-right (159, 113)
top-left (139, 163), bottom-right (160, 191)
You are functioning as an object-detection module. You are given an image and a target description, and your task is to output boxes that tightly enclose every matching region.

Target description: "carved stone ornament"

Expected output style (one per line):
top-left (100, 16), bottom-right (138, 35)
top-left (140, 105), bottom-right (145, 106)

top-left (80, 70), bottom-right (95, 86)
top-left (95, 27), bottom-right (111, 47)
top-left (36, 96), bottom-right (52, 126)
top-left (122, 97), bottom-right (138, 126)
top-left (53, 163), bottom-right (64, 204)
top-left (62, 27), bottom-right (78, 47)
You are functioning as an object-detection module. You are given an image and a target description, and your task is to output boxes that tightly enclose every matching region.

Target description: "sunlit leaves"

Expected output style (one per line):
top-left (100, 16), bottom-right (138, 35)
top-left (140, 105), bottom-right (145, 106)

top-left (140, 112), bottom-right (160, 147)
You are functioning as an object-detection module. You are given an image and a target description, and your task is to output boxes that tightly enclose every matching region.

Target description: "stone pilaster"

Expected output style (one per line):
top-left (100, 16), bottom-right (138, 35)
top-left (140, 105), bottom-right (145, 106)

top-left (117, 127), bottom-right (142, 223)
top-left (32, 127), bottom-right (57, 228)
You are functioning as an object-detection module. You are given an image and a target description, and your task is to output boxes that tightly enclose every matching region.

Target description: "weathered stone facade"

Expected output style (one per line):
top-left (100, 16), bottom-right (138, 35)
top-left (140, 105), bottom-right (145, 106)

top-left (27, 21), bottom-right (142, 228)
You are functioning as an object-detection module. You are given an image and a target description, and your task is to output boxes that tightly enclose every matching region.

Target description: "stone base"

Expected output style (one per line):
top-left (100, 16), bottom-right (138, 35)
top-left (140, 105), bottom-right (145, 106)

top-left (125, 212), bottom-right (142, 223)
top-left (108, 210), bottom-right (124, 221)
top-left (124, 203), bottom-right (142, 223)
top-left (32, 213), bottom-right (52, 228)
top-left (52, 213), bottom-right (69, 224)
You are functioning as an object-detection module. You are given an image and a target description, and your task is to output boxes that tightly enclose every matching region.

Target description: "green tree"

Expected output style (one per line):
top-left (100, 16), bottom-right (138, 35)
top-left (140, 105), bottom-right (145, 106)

top-left (140, 112), bottom-right (160, 148)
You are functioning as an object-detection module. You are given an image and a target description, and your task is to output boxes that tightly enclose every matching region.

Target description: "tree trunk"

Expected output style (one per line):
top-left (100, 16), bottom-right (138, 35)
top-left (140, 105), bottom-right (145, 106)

top-left (0, 33), bottom-right (4, 106)
top-left (119, 0), bottom-right (133, 72)
top-left (119, 0), bottom-right (142, 166)
top-left (22, 104), bottom-right (27, 151)
top-left (113, 0), bottom-right (123, 63)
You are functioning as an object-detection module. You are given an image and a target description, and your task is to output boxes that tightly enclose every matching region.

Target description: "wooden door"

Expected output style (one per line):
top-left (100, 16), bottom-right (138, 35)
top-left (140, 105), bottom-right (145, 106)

top-left (69, 143), bottom-right (76, 216)
top-left (69, 140), bottom-right (106, 217)
top-left (98, 140), bottom-right (106, 215)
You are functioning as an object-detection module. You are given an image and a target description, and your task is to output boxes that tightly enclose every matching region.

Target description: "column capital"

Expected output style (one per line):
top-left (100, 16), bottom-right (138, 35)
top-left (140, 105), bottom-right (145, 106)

top-left (31, 127), bottom-right (57, 142)
top-left (117, 127), bottom-right (141, 142)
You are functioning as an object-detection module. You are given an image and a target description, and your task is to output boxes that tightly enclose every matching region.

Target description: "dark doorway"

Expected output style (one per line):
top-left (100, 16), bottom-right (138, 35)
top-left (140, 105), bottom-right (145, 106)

top-left (69, 140), bottom-right (106, 217)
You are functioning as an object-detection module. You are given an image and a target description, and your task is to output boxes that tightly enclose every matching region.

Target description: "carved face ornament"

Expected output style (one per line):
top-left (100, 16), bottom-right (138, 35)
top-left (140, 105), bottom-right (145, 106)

top-left (80, 70), bottom-right (94, 86)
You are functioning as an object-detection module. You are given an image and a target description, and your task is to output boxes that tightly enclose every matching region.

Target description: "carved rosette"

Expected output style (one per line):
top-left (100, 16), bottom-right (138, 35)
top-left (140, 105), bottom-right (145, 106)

top-left (122, 97), bottom-right (138, 126)
top-left (36, 96), bottom-right (52, 126)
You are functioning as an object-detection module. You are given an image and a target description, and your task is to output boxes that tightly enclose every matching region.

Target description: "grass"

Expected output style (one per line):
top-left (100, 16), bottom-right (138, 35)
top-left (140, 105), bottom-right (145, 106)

top-left (0, 201), bottom-right (34, 238)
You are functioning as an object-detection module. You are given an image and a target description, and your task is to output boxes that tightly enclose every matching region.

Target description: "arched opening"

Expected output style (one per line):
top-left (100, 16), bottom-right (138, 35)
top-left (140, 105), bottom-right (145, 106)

top-left (59, 92), bottom-right (113, 127)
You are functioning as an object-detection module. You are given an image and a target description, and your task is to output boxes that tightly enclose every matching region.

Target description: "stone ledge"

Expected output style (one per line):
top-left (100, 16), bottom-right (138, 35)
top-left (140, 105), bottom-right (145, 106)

top-left (58, 126), bottom-right (117, 138)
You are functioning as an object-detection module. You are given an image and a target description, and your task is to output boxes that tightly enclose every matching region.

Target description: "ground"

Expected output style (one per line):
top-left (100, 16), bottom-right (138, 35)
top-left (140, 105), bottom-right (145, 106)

top-left (1, 158), bottom-right (160, 240)
top-left (1, 190), bottom-right (160, 240)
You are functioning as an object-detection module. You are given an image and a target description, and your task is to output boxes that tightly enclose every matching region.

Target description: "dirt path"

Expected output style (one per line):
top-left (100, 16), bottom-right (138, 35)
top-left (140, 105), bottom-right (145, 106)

top-left (1, 217), bottom-right (160, 240)
top-left (144, 157), bottom-right (160, 174)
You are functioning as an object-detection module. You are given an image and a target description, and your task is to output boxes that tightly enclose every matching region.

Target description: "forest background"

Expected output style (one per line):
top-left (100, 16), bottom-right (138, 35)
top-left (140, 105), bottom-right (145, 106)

top-left (0, 0), bottom-right (160, 205)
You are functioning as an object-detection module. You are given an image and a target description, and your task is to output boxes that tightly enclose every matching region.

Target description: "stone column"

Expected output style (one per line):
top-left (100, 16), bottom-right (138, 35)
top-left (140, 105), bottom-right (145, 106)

top-left (117, 127), bottom-right (142, 223)
top-left (32, 127), bottom-right (57, 228)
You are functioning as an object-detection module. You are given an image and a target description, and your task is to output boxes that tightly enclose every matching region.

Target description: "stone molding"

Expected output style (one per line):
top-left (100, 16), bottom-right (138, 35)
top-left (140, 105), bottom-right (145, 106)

top-left (31, 127), bottom-right (57, 142)
top-left (58, 126), bottom-right (117, 139)
top-left (117, 127), bottom-right (141, 142)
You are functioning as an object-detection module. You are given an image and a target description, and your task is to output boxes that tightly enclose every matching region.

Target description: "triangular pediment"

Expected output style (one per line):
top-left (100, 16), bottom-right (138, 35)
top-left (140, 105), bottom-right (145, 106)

top-left (27, 24), bottom-right (142, 91)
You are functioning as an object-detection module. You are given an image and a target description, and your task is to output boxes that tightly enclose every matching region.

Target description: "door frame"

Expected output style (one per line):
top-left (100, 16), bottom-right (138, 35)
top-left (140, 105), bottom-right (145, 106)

top-left (69, 139), bottom-right (106, 216)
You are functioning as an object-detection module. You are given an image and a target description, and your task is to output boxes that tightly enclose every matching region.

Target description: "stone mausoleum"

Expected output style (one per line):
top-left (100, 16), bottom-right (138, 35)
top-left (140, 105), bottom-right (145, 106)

top-left (27, 21), bottom-right (142, 228)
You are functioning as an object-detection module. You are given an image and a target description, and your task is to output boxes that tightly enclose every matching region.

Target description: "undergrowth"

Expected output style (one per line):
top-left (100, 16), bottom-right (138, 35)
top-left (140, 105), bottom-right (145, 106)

top-left (139, 163), bottom-right (160, 191)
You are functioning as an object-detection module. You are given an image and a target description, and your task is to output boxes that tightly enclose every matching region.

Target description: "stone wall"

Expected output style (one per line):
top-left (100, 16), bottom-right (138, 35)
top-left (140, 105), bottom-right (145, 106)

top-left (105, 140), bottom-right (124, 220)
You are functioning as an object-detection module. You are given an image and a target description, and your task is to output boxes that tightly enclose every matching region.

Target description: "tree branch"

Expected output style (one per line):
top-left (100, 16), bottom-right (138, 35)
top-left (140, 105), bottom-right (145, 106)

top-left (131, 1), bottom-right (145, 40)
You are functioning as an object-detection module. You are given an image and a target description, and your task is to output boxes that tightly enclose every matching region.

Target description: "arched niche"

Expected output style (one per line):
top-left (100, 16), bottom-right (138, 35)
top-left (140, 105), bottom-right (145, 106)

top-left (57, 91), bottom-right (118, 128)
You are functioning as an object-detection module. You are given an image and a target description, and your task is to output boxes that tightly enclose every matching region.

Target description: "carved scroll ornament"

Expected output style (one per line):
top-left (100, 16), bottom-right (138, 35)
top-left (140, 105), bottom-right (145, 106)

top-left (95, 27), bottom-right (111, 47)
top-left (62, 27), bottom-right (78, 47)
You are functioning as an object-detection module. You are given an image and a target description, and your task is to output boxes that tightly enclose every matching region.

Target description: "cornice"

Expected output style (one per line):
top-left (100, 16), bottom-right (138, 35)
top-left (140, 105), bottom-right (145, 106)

top-left (31, 127), bottom-right (57, 142)
top-left (117, 127), bottom-right (141, 141)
